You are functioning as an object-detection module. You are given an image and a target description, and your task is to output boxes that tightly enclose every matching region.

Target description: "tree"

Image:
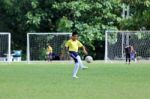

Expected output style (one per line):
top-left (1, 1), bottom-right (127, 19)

top-left (120, 0), bottom-right (150, 30)
top-left (52, 0), bottom-right (121, 59)
top-left (0, 0), bottom-right (122, 59)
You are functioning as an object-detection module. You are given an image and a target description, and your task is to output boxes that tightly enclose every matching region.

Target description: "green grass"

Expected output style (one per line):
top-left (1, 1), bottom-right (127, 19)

top-left (0, 62), bottom-right (150, 99)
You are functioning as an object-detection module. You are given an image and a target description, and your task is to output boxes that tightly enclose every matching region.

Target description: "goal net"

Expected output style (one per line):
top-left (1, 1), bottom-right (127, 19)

top-left (0, 33), bottom-right (11, 62)
top-left (27, 33), bottom-right (71, 62)
top-left (105, 31), bottom-right (150, 62)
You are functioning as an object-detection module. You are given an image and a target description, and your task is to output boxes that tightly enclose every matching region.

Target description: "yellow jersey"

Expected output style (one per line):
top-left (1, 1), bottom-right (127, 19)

top-left (65, 39), bottom-right (83, 52)
top-left (47, 46), bottom-right (53, 53)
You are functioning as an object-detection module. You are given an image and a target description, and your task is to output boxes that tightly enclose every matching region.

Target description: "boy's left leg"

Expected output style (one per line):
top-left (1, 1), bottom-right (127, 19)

top-left (76, 55), bottom-right (88, 69)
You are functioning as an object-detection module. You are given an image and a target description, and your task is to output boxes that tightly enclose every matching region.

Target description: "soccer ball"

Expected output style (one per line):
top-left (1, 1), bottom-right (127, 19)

top-left (85, 56), bottom-right (93, 63)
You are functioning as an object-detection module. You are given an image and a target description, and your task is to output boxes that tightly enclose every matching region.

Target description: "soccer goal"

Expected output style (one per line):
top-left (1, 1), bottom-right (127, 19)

top-left (105, 30), bottom-right (150, 62)
top-left (27, 33), bottom-right (71, 63)
top-left (0, 32), bottom-right (11, 62)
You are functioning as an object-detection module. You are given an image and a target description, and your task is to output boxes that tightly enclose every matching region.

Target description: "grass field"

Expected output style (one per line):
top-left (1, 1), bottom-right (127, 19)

top-left (0, 62), bottom-right (150, 99)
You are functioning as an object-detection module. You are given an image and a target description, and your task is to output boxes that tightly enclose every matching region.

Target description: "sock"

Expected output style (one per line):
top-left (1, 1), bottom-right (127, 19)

top-left (73, 62), bottom-right (79, 77)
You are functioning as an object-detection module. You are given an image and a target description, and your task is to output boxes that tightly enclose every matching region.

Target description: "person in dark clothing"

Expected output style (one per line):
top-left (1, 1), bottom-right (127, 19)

top-left (125, 45), bottom-right (131, 64)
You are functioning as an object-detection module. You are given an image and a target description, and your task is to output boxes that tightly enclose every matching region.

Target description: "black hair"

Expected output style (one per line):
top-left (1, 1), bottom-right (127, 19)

top-left (72, 31), bottom-right (78, 36)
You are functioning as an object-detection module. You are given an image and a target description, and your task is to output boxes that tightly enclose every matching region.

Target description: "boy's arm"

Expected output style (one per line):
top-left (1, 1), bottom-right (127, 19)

top-left (65, 46), bottom-right (69, 51)
top-left (78, 41), bottom-right (88, 55)
top-left (65, 41), bottom-right (70, 54)
top-left (82, 46), bottom-right (88, 55)
top-left (65, 47), bottom-right (70, 55)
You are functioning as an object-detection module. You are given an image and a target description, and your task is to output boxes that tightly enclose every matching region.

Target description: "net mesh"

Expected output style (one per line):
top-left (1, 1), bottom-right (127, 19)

top-left (28, 33), bottom-right (71, 61)
top-left (106, 31), bottom-right (150, 60)
top-left (0, 34), bottom-right (9, 61)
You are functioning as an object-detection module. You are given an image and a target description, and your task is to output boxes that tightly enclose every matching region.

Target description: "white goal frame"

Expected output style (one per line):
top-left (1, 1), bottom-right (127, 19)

top-left (27, 32), bottom-right (71, 63)
top-left (105, 30), bottom-right (150, 63)
top-left (0, 32), bottom-right (11, 62)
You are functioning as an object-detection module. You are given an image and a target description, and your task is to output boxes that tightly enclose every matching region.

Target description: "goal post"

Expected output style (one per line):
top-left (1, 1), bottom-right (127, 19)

top-left (27, 32), bottom-right (71, 63)
top-left (0, 32), bottom-right (11, 62)
top-left (105, 30), bottom-right (150, 62)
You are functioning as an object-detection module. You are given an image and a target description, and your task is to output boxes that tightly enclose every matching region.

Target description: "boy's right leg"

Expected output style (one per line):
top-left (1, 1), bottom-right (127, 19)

top-left (70, 53), bottom-right (80, 78)
top-left (73, 62), bottom-right (79, 78)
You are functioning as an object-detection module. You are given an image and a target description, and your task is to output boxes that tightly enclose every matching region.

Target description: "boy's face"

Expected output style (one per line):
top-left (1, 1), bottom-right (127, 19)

top-left (72, 34), bottom-right (78, 41)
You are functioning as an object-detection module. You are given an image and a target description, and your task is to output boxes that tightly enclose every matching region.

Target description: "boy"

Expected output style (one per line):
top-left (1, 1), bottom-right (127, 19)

top-left (46, 44), bottom-right (53, 62)
top-left (65, 31), bottom-right (88, 78)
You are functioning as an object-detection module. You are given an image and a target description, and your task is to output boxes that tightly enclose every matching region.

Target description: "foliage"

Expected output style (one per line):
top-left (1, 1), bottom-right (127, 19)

top-left (0, 0), bottom-right (149, 59)
top-left (120, 0), bottom-right (150, 30)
